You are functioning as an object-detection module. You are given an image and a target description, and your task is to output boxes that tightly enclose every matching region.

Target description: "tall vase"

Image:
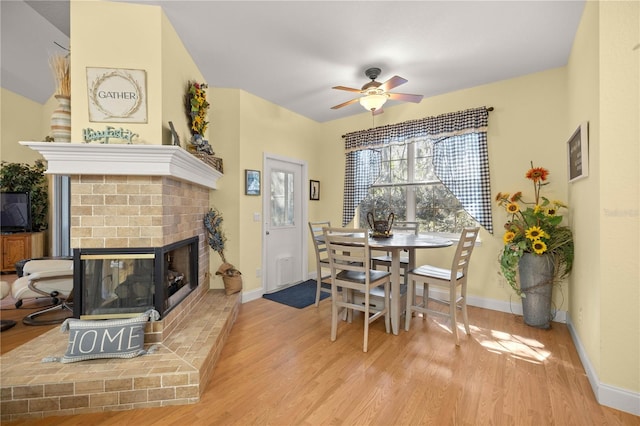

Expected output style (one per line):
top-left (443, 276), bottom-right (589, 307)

top-left (50, 95), bottom-right (71, 142)
top-left (518, 252), bottom-right (554, 329)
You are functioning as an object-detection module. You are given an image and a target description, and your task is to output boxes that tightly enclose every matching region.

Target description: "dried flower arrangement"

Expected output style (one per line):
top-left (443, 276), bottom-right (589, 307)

top-left (49, 53), bottom-right (70, 98)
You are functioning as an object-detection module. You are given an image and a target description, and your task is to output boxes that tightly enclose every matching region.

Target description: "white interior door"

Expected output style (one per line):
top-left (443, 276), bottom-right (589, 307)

top-left (263, 154), bottom-right (307, 293)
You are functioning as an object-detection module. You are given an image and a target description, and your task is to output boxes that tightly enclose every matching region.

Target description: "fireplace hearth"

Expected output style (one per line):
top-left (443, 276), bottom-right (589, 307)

top-left (73, 236), bottom-right (199, 319)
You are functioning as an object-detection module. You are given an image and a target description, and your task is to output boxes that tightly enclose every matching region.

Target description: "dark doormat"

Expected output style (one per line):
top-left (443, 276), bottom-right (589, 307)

top-left (262, 279), bottom-right (329, 309)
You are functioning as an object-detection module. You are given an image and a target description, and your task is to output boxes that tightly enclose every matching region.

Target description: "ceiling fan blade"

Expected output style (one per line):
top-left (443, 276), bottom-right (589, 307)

top-left (331, 98), bottom-right (360, 109)
top-left (332, 85), bottom-right (362, 93)
top-left (388, 93), bottom-right (424, 103)
top-left (379, 75), bottom-right (407, 92)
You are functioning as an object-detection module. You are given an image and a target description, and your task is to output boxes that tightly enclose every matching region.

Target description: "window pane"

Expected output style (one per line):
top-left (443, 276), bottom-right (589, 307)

top-left (414, 139), bottom-right (437, 182)
top-left (358, 139), bottom-right (477, 233)
top-left (358, 186), bottom-right (407, 226)
top-left (270, 170), bottom-right (294, 226)
top-left (415, 184), bottom-right (476, 232)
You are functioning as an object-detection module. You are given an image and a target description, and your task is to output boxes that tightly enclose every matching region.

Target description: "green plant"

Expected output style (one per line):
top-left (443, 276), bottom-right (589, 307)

top-left (495, 163), bottom-right (574, 296)
top-left (0, 160), bottom-right (49, 231)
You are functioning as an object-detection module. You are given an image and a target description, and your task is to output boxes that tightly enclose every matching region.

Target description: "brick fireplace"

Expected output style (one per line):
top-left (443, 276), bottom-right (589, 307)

top-left (0, 142), bottom-right (238, 421)
top-left (19, 142), bottom-right (224, 341)
top-left (68, 172), bottom-right (212, 342)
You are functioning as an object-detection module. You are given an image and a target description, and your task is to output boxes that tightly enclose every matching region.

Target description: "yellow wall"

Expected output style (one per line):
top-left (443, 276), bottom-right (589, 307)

top-left (209, 89), bottom-right (321, 291)
top-left (596, 0), bottom-right (639, 394)
top-left (567, 0), bottom-right (603, 386)
top-left (71, 0), bottom-right (166, 144)
top-left (0, 88), bottom-right (49, 164)
top-left (160, 11), bottom-right (206, 147)
top-left (567, 0), bottom-right (639, 394)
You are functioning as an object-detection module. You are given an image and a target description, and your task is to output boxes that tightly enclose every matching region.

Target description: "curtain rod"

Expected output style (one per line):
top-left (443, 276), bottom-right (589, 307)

top-left (341, 106), bottom-right (494, 138)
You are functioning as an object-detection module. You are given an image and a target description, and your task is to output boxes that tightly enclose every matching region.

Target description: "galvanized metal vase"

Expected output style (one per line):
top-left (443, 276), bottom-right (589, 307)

top-left (519, 252), bottom-right (554, 329)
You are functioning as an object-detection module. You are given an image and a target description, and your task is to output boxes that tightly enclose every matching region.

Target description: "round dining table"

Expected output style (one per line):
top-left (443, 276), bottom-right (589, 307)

top-left (367, 233), bottom-right (453, 334)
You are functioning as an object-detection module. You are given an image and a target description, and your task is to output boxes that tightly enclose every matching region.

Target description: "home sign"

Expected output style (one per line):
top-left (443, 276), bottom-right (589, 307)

top-left (87, 67), bottom-right (147, 123)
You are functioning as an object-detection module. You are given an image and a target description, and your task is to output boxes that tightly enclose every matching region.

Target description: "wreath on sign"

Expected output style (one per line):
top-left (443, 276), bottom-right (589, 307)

top-left (89, 70), bottom-right (144, 118)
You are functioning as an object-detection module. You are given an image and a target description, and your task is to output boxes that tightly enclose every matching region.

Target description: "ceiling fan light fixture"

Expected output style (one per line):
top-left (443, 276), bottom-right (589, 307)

top-left (359, 94), bottom-right (388, 112)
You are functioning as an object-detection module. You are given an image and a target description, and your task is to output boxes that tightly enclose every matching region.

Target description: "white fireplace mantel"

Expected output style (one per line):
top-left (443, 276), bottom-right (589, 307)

top-left (20, 141), bottom-right (222, 189)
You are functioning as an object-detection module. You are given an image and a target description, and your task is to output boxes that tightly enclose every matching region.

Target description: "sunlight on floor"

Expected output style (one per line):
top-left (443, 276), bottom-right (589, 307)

top-left (473, 325), bottom-right (551, 363)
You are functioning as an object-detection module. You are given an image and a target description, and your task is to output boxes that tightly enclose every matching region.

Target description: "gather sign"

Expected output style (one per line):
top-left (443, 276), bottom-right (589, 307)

top-left (87, 67), bottom-right (147, 123)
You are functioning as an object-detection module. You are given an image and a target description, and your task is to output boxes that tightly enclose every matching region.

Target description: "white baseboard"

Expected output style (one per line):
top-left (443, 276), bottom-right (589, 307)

top-left (566, 315), bottom-right (640, 416)
top-left (240, 279), bottom-right (639, 416)
top-left (240, 287), bottom-right (263, 303)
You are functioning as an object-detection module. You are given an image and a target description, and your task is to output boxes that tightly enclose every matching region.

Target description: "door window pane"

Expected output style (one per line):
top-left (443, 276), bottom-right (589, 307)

top-left (270, 170), bottom-right (294, 226)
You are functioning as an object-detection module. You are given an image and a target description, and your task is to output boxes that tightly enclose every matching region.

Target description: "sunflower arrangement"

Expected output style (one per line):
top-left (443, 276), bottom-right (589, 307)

top-left (496, 163), bottom-right (574, 295)
top-left (186, 81), bottom-right (209, 135)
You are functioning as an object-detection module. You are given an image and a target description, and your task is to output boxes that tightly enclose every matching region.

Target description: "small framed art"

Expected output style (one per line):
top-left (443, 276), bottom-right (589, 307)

top-left (245, 170), bottom-right (261, 195)
top-left (310, 180), bottom-right (320, 200)
top-left (567, 121), bottom-right (589, 183)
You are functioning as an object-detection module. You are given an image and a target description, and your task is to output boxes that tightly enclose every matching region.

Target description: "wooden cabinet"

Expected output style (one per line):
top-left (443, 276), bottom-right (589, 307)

top-left (1, 232), bottom-right (45, 273)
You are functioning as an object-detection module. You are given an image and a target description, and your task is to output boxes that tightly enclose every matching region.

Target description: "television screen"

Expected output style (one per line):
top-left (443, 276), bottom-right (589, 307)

top-left (0, 192), bottom-right (32, 232)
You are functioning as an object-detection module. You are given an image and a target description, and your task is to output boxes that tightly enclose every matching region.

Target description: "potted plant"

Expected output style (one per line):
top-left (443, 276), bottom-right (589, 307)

top-left (495, 163), bottom-right (574, 328)
top-left (204, 207), bottom-right (242, 295)
top-left (0, 160), bottom-right (49, 231)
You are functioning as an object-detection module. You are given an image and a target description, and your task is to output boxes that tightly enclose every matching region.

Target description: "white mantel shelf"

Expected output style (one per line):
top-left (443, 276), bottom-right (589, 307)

top-left (20, 142), bottom-right (222, 190)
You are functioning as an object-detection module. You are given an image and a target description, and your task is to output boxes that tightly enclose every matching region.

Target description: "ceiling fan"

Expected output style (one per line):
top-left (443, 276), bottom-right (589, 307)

top-left (331, 67), bottom-right (424, 115)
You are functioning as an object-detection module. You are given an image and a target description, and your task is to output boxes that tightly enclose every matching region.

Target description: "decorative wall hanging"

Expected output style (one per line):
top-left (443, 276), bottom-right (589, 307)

top-left (245, 170), bottom-right (261, 196)
top-left (82, 126), bottom-right (139, 144)
top-left (567, 121), bottom-right (589, 182)
top-left (87, 67), bottom-right (147, 123)
top-left (310, 180), bottom-right (320, 200)
top-left (186, 81), bottom-right (209, 136)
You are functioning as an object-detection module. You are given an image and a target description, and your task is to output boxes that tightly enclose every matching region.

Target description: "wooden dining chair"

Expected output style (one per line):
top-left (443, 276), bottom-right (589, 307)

top-left (405, 227), bottom-right (480, 346)
top-left (371, 221), bottom-right (419, 283)
top-left (308, 221), bottom-right (332, 306)
top-left (323, 227), bottom-right (391, 352)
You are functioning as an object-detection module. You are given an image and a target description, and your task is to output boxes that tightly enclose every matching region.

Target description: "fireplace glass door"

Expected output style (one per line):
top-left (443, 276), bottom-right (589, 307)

top-left (74, 236), bottom-right (198, 320)
top-left (79, 253), bottom-right (156, 318)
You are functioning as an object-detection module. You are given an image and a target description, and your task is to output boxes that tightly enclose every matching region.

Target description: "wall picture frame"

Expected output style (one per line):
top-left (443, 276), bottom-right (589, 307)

top-left (310, 180), bottom-right (320, 200)
top-left (567, 121), bottom-right (589, 183)
top-left (86, 67), bottom-right (147, 123)
top-left (245, 170), bottom-right (261, 195)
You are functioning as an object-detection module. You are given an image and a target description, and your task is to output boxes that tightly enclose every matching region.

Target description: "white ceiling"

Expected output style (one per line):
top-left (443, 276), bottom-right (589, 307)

top-left (1, 0), bottom-right (585, 123)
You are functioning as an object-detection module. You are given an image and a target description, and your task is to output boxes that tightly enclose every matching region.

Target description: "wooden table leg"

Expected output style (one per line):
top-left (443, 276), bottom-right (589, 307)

top-left (390, 248), bottom-right (401, 335)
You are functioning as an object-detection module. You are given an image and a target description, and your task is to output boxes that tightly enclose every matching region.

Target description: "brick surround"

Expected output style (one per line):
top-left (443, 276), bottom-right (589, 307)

top-left (70, 175), bottom-right (211, 250)
top-left (70, 174), bottom-right (212, 343)
top-left (2, 143), bottom-right (233, 420)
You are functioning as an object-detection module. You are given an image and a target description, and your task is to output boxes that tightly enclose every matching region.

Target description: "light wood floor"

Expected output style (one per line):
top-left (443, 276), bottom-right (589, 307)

top-left (1, 279), bottom-right (638, 425)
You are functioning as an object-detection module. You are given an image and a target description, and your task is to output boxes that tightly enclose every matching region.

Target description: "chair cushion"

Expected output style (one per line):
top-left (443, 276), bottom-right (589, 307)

top-left (410, 265), bottom-right (463, 280)
top-left (1, 281), bottom-right (10, 299)
top-left (23, 259), bottom-right (73, 275)
top-left (336, 269), bottom-right (390, 283)
top-left (12, 259), bottom-right (74, 301)
top-left (42, 309), bottom-right (160, 364)
top-left (11, 272), bottom-right (73, 300)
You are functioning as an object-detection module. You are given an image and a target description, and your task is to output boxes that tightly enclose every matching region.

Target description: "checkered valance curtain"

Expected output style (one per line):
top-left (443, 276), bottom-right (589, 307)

top-left (342, 106), bottom-right (493, 233)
